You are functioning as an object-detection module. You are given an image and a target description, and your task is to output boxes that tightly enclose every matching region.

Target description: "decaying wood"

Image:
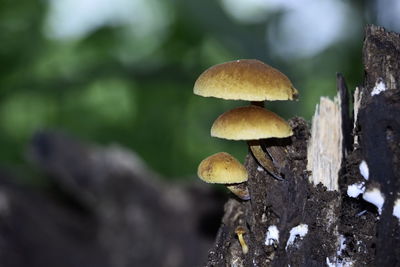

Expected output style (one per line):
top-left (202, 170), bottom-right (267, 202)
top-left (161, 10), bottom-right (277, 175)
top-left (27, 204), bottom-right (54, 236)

top-left (205, 25), bottom-right (400, 266)
top-left (307, 96), bottom-right (342, 191)
top-left (207, 115), bottom-right (341, 266)
top-left (337, 73), bottom-right (353, 156)
top-left (358, 25), bottom-right (400, 266)
top-left (337, 25), bottom-right (400, 266)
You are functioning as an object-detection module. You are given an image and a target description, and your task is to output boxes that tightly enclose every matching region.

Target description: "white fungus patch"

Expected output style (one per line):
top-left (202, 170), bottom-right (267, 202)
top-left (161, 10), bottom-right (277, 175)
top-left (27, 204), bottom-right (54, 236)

top-left (393, 198), bottom-right (400, 221)
top-left (326, 258), bottom-right (335, 267)
top-left (363, 188), bottom-right (385, 214)
top-left (347, 182), bottom-right (365, 198)
top-left (371, 79), bottom-right (387, 96)
top-left (326, 257), bottom-right (354, 267)
top-left (325, 235), bottom-right (351, 266)
top-left (265, 225), bottom-right (279, 246)
top-left (359, 160), bottom-right (369, 180)
top-left (257, 166), bottom-right (264, 172)
top-left (337, 235), bottom-right (346, 256)
top-left (285, 224), bottom-right (308, 250)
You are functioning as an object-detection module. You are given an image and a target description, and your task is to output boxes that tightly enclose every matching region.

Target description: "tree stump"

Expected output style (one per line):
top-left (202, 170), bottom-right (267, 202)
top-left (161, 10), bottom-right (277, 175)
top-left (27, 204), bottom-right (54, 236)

top-left (205, 25), bottom-right (400, 267)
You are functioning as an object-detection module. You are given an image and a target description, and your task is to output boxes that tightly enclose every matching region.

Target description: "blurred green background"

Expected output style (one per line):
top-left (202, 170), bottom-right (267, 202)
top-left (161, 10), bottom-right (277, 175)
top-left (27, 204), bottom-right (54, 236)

top-left (0, 0), bottom-right (398, 180)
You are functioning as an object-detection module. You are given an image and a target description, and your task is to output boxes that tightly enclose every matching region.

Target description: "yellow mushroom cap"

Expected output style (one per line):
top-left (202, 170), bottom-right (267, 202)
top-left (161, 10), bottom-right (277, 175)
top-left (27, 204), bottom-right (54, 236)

top-left (197, 152), bottom-right (248, 184)
top-left (194, 59), bottom-right (298, 101)
top-left (211, 105), bottom-right (293, 140)
top-left (235, 226), bottom-right (246, 235)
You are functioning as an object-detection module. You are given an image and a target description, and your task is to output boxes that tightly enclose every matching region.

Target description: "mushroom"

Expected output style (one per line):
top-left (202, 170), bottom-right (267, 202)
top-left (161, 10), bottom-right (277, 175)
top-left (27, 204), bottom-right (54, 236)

top-left (194, 59), bottom-right (298, 107)
top-left (193, 59), bottom-right (297, 178)
top-left (235, 226), bottom-right (249, 254)
top-left (211, 105), bottom-right (293, 180)
top-left (197, 152), bottom-right (250, 200)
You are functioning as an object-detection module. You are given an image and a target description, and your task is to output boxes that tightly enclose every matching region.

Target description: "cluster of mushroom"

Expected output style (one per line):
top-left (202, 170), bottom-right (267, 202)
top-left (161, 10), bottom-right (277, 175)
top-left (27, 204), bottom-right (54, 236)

top-left (194, 59), bottom-right (298, 200)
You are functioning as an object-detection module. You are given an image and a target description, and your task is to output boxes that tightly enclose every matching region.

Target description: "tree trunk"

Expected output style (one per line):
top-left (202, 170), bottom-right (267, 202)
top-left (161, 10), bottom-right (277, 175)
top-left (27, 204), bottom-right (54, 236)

top-left (205, 25), bottom-right (400, 267)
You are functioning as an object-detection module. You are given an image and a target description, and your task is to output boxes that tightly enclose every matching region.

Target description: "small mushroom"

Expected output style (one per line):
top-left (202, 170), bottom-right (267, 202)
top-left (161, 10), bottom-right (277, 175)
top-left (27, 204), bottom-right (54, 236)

top-left (194, 59), bottom-right (298, 107)
top-left (197, 152), bottom-right (250, 200)
top-left (235, 226), bottom-right (249, 254)
top-left (211, 105), bottom-right (293, 180)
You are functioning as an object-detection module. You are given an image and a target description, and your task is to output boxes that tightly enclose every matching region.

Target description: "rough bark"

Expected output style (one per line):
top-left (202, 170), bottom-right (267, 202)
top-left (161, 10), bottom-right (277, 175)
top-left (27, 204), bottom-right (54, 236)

top-left (205, 25), bottom-right (400, 266)
top-left (358, 25), bottom-right (400, 266)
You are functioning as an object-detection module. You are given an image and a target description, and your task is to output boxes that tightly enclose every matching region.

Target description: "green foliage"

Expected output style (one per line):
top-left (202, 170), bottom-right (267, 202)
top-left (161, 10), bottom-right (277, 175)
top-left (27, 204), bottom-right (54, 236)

top-left (0, 0), bottom-right (367, 180)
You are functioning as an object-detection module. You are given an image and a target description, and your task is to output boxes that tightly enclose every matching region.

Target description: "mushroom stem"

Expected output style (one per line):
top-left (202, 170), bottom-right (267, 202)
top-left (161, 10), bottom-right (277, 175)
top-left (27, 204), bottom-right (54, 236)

top-left (248, 141), bottom-right (283, 181)
top-left (235, 227), bottom-right (249, 254)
